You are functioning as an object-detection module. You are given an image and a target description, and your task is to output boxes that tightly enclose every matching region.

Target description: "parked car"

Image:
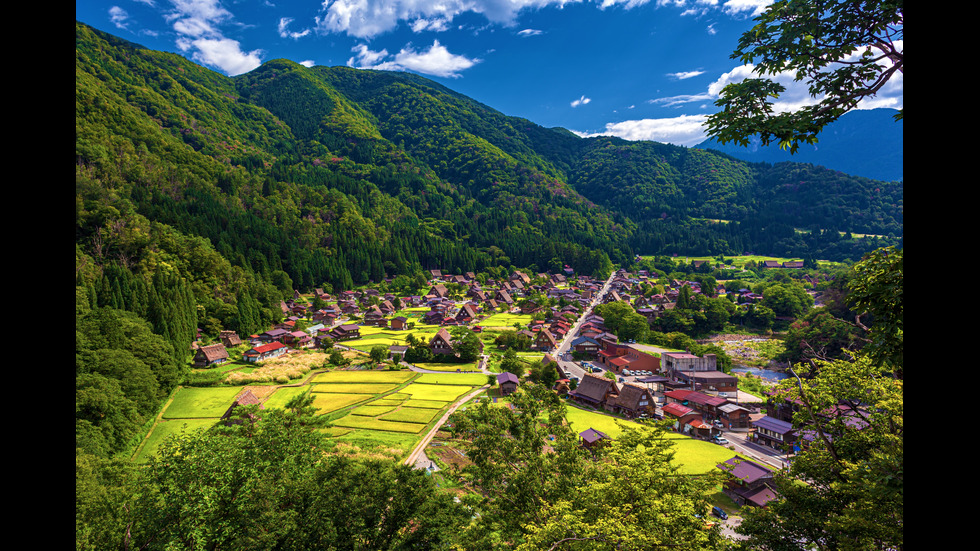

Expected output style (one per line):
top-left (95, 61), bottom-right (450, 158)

top-left (712, 420), bottom-right (725, 429)
top-left (622, 369), bottom-right (632, 376)
top-left (711, 506), bottom-right (728, 520)
top-left (712, 436), bottom-right (729, 445)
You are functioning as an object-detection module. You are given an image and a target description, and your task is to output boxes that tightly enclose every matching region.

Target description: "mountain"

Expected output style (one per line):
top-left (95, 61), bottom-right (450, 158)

top-left (695, 108), bottom-right (903, 182)
top-left (75, 20), bottom-right (902, 307)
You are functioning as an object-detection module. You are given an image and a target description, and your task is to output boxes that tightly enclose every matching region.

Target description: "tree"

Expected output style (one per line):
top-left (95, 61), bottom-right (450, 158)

top-left (706, 0), bottom-right (903, 153)
top-left (369, 344), bottom-right (388, 363)
top-left (735, 357), bottom-right (903, 550)
top-left (109, 407), bottom-right (467, 550)
top-left (450, 326), bottom-right (481, 363)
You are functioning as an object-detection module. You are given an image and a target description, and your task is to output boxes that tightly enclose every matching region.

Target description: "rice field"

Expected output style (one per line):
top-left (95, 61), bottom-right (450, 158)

top-left (351, 405), bottom-right (398, 416)
top-left (380, 407), bottom-right (440, 424)
top-left (415, 373), bottom-right (489, 386)
top-left (133, 418), bottom-right (216, 463)
top-left (413, 361), bottom-right (480, 372)
top-left (480, 313), bottom-right (533, 328)
top-left (330, 414), bottom-right (428, 434)
top-left (311, 393), bottom-right (374, 414)
top-left (311, 383), bottom-right (401, 394)
top-left (263, 386), bottom-right (310, 409)
top-left (162, 387), bottom-right (244, 419)
top-left (400, 383), bottom-right (475, 402)
top-left (311, 371), bottom-right (417, 384)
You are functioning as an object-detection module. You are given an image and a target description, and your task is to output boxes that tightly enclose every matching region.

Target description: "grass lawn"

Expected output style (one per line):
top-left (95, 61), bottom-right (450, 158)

top-left (400, 383), bottom-right (474, 402)
top-left (563, 403), bottom-right (746, 475)
top-left (133, 418), bottom-right (216, 462)
top-left (415, 373), bottom-right (489, 386)
top-left (162, 387), bottom-right (244, 419)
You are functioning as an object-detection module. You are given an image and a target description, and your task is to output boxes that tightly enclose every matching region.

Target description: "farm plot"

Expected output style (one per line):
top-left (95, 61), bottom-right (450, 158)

top-left (413, 361), bottom-right (480, 372)
top-left (380, 407), bottom-right (440, 424)
top-left (311, 371), bottom-right (416, 384)
top-left (404, 399), bottom-right (450, 409)
top-left (133, 418), bottom-right (215, 463)
top-left (480, 313), bottom-right (532, 328)
top-left (311, 393), bottom-right (373, 414)
top-left (263, 386), bottom-right (309, 409)
top-left (311, 383), bottom-right (401, 394)
top-left (352, 405), bottom-right (398, 417)
top-left (400, 383), bottom-right (474, 402)
top-left (415, 373), bottom-right (489, 386)
top-left (330, 414), bottom-right (427, 434)
top-left (163, 387), bottom-right (244, 419)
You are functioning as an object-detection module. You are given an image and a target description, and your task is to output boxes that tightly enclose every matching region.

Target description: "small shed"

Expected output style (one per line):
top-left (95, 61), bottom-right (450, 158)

top-left (579, 428), bottom-right (610, 451)
top-left (496, 372), bottom-right (520, 396)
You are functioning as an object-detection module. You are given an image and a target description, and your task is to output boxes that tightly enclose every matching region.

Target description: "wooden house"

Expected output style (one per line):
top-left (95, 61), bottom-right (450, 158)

top-left (390, 316), bottom-right (409, 330)
top-left (579, 428), bottom-right (610, 452)
top-left (243, 342), bottom-right (288, 363)
top-left (533, 329), bottom-right (557, 352)
top-left (220, 389), bottom-right (264, 425)
top-left (496, 372), bottom-right (520, 396)
top-left (569, 373), bottom-right (617, 409)
top-left (607, 382), bottom-right (653, 419)
top-left (193, 343), bottom-right (229, 368)
top-left (717, 457), bottom-right (778, 508)
top-left (430, 328), bottom-right (454, 356)
top-left (328, 324), bottom-right (361, 341)
top-left (218, 330), bottom-right (242, 348)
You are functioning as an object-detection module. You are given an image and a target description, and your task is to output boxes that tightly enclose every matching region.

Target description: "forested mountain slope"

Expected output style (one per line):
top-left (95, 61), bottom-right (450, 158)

top-left (76, 20), bottom-right (902, 305)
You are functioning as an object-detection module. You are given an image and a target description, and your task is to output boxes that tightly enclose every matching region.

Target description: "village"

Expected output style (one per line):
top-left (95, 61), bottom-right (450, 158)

top-left (188, 262), bottom-right (819, 520)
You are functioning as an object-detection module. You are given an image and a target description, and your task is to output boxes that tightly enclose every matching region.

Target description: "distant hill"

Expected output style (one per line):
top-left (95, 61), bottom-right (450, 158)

top-left (695, 108), bottom-right (903, 182)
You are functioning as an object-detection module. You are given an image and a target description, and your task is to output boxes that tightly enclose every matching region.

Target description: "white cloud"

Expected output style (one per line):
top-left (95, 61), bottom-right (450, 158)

top-left (109, 6), bottom-right (130, 29)
top-left (316, 0), bottom-right (588, 39)
top-left (721, 0), bottom-right (773, 17)
top-left (571, 95), bottom-right (591, 107)
top-left (185, 37), bottom-right (264, 76)
top-left (348, 40), bottom-right (480, 78)
top-left (300, 59), bottom-right (316, 67)
top-left (572, 114), bottom-right (710, 147)
top-left (667, 70), bottom-right (704, 80)
top-left (165, 0), bottom-right (263, 75)
top-left (518, 28), bottom-right (543, 37)
top-left (278, 17), bottom-right (311, 39)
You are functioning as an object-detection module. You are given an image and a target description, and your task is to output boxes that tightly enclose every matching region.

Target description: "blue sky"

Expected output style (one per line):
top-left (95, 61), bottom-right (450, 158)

top-left (77, 0), bottom-right (903, 147)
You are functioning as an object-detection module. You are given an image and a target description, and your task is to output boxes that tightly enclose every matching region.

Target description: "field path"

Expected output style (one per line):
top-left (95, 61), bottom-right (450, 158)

top-left (404, 385), bottom-right (488, 469)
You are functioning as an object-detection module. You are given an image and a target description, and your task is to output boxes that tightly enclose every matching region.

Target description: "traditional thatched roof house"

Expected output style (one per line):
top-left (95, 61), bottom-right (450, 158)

top-left (218, 330), bottom-right (242, 348)
top-left (607, 382), bottom-right (653, 419)
top-left (569, 373), bottom-right (618, 409)
top-left (221, 389), bottom-right (264, 425)
top-left (430, 328), bottom-right (454, 355)
top-left (193, 343), bottom-right (229, 368)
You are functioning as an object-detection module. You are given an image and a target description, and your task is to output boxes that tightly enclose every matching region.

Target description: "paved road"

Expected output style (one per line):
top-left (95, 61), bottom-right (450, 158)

top-left (555, 272), bottom-right (616, 381)
top-left (404, 385), bottom-right (488, 469)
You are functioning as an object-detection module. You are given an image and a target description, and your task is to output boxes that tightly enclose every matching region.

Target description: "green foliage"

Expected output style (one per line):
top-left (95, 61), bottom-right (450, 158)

top-left (705, 0), bottom-right (903, 153)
